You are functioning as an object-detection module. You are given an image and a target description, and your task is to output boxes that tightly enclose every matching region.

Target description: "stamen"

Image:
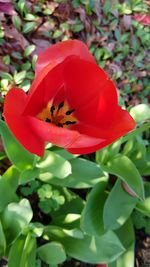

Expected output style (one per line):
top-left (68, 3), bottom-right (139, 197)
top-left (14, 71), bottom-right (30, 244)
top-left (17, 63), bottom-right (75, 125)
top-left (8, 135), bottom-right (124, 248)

top-left (45, 118), bottom-right (51, 123)
top-left (57, 123), bottom-right (63, 127)
top-left (65, 121), bottom-right (76, 125)
top-left (58, 101), bottom-right (64, 110)
top-left (50, 105), bottom-right (55, 116)
top-left (66, 109), bottom-right (75, 115)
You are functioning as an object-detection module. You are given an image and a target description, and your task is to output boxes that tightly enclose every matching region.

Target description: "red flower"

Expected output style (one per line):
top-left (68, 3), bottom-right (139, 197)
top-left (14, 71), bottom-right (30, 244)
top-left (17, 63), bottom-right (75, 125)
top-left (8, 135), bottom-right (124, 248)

top-left (3, 40), bottom-right (135, 156)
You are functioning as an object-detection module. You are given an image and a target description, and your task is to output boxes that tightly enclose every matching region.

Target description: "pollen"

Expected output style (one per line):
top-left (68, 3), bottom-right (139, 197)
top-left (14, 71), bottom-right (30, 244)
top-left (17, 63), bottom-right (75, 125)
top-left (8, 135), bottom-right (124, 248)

top-left (37, 100), bottom-right (77, 128)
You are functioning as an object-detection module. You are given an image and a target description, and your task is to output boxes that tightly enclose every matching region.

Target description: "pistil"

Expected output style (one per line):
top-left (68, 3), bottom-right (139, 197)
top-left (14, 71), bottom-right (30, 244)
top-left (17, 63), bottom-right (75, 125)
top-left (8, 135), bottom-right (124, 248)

top-left (37, 100), bottom-right (77, 128)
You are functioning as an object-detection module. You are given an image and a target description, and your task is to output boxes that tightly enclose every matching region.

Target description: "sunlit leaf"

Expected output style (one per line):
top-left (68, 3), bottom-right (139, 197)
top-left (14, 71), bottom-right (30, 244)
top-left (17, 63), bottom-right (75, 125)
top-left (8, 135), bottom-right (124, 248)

top-left (1, 199), bottom-right (33, 244)
top-left (38, 242), bottom-right (66, 265)
top-left (103, 180), bottom-right (138, 230)
top-left (8, 233), bottom-right (36, 267)
top-left (37, 151), bottom-right (72, 179)
top-left (81, 180), bottom-right (108, 236)
top-left (104, 154), bottom-right (144, 199)
top-left (0, 120), bottom-right (36, 171)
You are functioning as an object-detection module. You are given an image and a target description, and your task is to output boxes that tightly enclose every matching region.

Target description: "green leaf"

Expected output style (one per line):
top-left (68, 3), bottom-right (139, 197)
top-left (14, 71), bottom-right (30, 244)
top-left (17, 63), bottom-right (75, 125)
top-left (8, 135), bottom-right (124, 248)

top-left (0, 72), bottom-right (12, 81)
top-left (2, 165), bottom-right (20, 190)
top-left (0, 120), bottom-right (35, 171)
top-left (3, 55), bottom-right (10, 65)
top-left (8, 233), bottom-right (36, 267)
top-left (53, 30), bottom-right (62, 39)
top-left (1, 199), bottom-right (33, 244)
top-left (96, 140), bottom-right (121, 165)
top-left (136, 182), bottom-right (150, 217)
top-left (22, 22), bottom-right (36, 33)
top-left (32, 54), bottom-right (38, 70)
top-left (104, 154), bottom-right (144, 199)
top-left (21, 62), bottom-right (31, 71)
top-left (121, 122), bottom-right (150, 144)
top-left (116, 244), bottom-right (135, 267)
top-left (51, 192), bottom-right (84, 228)
top-left (0, 220), bottom-right (6, 257)
top-left (45, 226), bottom-right (125, 264)
top-left (0, 176), bottom-right (18, 212)
top-left (81, 180), bottom-right (108, 236)
top-left (19, 167), bottom-right (40, 184)
top-left (24, 13), bottom-right (36, 21)
top-left (1, 78), bottom-right (8, 90)
top-left (38, 242), bottom-right (66, 265)
top-left (109, 220), bottom-right (135, 267)
top-left (72, 23), bottom-right (84, 32)
top-left (130, 104), bottom-right (150, 123)
top-left (54, 148), bottom-right (78, 160)
top-left (43, 157), bottom-right (107, 188)
top-left (12, 51), bottom-right (23, 60)
top-left (103, 180), bottom-right (138, 230)
top-left (37, 151), bottom-right (71, 179)
top-left (12, 15), bottom-right (22, 31)
top-left (14, 70), bottom-right (26, 84)
top-left (103, 0), bottom-right (111, 15)
top-left (24, 45), bottom-right (36, 57)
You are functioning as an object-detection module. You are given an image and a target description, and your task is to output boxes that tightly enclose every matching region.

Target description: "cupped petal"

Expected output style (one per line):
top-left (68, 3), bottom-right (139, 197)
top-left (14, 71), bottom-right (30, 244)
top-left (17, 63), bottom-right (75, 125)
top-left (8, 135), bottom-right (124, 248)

top-left (3, 88), bottom-right (45, 156)
top-left (24, 56), bottom-right (77, 116)
top-left (66, 107), bottom-right (136, 154)
top-left (63, 57), bottom-right (118, 126)
top-left (23, 59), bottom-right (66, 116)
top-left (35, 39), bottom-right (96, 75)
top-left (27, 117), bottom-right (104, 150)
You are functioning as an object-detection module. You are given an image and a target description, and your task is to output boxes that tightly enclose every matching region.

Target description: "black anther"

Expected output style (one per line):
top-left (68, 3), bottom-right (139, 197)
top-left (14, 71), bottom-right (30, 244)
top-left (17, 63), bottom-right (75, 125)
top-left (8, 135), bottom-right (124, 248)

top-left (45, 118), bottom-right (51, 123)
top-left (58, 101), bottom-right (64, 110)
top-left (50, 105), bottom-right (55, 116)
top-left (57, 123), bottom-right (63, 127)
top-left (65, 121), bottom-right (76, 125)
top-left (66, 109), bottom-right (75, 115)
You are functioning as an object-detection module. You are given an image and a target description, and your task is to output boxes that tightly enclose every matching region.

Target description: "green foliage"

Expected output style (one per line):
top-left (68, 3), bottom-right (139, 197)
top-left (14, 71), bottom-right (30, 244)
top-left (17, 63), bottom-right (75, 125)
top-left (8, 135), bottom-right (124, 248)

top-left (81, 180), bottom-right (108, 236)
top-left (1, 199), bottom-right (33, 244)
top-left (37, 150), bottom-right (72, 179)
top-left (38, 184), bottom-right (65, 214)
top-left (8, 233), bottom-right (36, 267)
top-left (42, 157), bottom-right (107, 188)
top-left (0, 120), bottom-right (36, 171)
top-left (103, 154), bottom-right (144, 199)
top-left (0, 107), bottom-right (149, 265)
top-left (37, 242), bottom-right (66, 265)
top-left (103, 180), bottom-right (138, 230)
top-left (0, 1), bottom-right (150, 266)
top-left (0, 220), bottom-right (6, 257)
top-left (44, 226), bottom-right (125, 264)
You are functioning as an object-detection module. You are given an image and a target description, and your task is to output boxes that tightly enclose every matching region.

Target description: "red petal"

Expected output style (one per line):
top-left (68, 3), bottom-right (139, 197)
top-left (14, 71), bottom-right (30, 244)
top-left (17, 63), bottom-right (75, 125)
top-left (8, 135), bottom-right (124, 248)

top-left (24, 56), bottom-right (77, 115)
top-left (35, 39), bottom-right (96, 75)
top-left (67, 107), bottom-right (135, 154)
top-left (64, 57), bottom-right (119, 128)
top-left (3, 88), bottom-right (44, 156)
top-left (27, 117), bottom-right (104, 150)
top-left (64, 57), bottom-right (109, 111)
top-left (23, 58), bottom-right (66, 116)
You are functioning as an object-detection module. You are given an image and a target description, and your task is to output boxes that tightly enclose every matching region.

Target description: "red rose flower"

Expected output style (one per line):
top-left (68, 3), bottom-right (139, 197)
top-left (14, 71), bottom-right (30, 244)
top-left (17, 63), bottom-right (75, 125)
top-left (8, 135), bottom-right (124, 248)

top-left (3, 40), bottom-right (135, 156)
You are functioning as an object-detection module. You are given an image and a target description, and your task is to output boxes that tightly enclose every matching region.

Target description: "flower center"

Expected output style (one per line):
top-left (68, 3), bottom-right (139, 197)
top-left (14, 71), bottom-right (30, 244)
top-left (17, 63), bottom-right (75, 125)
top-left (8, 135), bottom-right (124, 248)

top-left (37, 101), bottom-right (77, 128)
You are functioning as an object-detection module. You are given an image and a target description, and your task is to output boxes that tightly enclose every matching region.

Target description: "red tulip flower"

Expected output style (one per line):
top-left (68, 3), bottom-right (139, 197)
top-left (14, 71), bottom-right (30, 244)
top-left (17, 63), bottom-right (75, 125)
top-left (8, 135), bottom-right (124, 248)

top-left (97, 265), bottom-right (107, 267)
top-left (3, 40), bottom-right (135, 156)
